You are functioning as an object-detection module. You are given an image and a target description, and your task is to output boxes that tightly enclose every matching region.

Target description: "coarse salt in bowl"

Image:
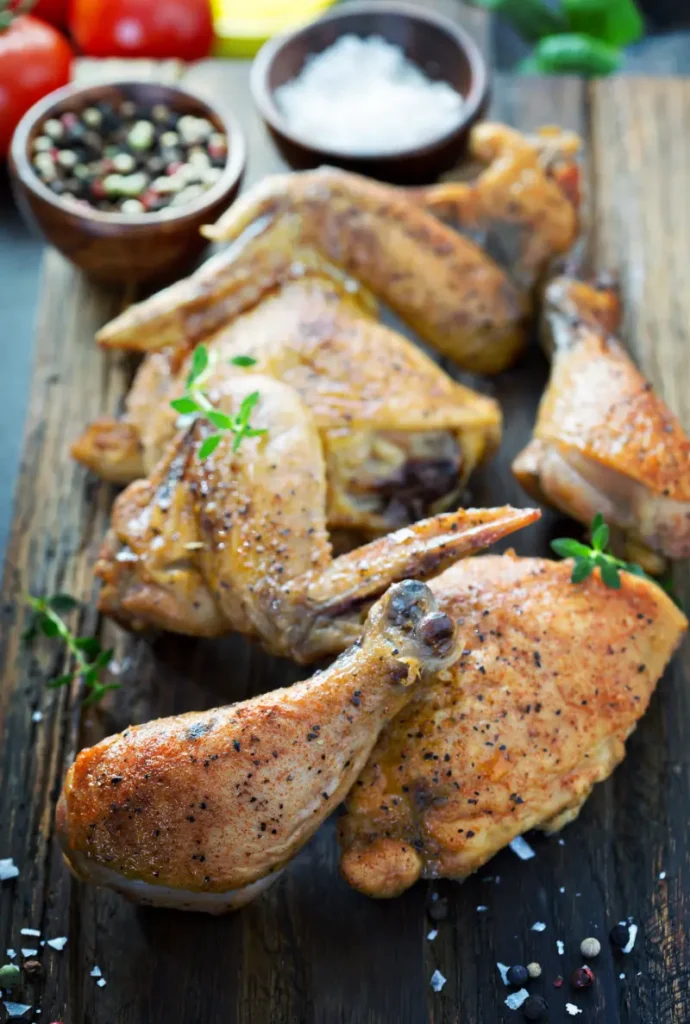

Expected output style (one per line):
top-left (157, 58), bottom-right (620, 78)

top-left (251, 1), bottom-right (489, 185)
top-left (273, 34), bottom-right (465, 155)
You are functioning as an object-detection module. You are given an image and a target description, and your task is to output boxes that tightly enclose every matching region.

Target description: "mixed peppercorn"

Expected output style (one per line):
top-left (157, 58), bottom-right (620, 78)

top-left (31, 99), bottom-right (228, 214)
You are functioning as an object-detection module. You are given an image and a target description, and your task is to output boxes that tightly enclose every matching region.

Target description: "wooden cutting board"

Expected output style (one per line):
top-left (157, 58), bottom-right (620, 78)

top-left (1, 20), bottom-right (690, 1024)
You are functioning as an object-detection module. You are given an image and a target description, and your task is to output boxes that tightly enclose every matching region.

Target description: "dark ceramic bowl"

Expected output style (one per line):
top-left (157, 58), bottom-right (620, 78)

top-left (9, 80), bottom-right (246, 286)
top-left (250, 0), bottom-right (489, 185)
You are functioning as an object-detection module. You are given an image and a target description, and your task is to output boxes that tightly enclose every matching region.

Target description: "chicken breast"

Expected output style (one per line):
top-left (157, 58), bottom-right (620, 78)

top-left (513, 275), bottom-right (690, 569)
top-left (339, 553), bottom-right (686, 898)
top-left (57, 580), bottom-right (459, 913)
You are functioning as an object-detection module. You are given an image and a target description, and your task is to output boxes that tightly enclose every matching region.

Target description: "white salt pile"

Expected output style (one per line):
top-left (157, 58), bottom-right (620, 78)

top-left (274, 35), bottom-right (464, 154)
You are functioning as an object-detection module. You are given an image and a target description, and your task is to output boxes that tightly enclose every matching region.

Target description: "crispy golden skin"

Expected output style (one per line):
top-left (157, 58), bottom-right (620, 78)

top-left (96, 124), bottom-right (580, 373)
top-left (57, 581), bottom-right (460, 913)
top-left (73, 275), bottom-right (501, 534)
top-left (339, 554), bottom-right (687, 898)
top-left (513, 276), bottom-right (690, 566)
top-left (96, 372), bottom-right (538, 661)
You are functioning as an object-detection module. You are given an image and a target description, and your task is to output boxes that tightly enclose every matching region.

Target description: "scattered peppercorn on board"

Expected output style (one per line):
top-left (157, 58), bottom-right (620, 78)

top-left (1, 14), bottom-right (690, 1024)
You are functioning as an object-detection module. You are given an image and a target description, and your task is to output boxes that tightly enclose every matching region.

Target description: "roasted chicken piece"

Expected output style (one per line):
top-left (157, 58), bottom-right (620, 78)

top-left (96, 123), bottom-right (580, 373)
top-left (57, 580), bottom-right (460, 913)
top-left (513, 275), bottom-right (690, 569)
top-left (73, 273), bottom-right (501, 535)
top-left (97, 368), bottom-right (538, 661)
top-left (339, 553), bottom-right (687, 898)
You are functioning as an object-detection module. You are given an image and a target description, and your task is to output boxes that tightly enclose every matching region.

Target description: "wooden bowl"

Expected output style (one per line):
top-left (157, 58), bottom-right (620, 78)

top-left (9, 80), bottom-right (246, 286)
top-left (250, 0), bottom-right (490, 185)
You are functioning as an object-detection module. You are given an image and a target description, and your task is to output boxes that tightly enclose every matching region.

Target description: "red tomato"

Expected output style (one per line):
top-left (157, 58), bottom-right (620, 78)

top-left (32, 0), bottom-right (70, 27)
top-left (69, 0), bottom-right (213, 61)
top-left (0, 15), bottom-right (72, 158)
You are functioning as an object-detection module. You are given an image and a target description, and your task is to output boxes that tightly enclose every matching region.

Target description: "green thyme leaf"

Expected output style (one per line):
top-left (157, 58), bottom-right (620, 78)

top-left (600, 562), bottom-right (621, 588)
top-left (39, 616), bottom-right (60, 638)
top-left (171, 396), bottom-right (201, 415)
top-left (47, 593), bottom-right (79, 612)
top-left (571, 558), bottom-right (594, 583)
top-left (74, 636), bottom-right (101, 657)
top-left (591, 520), bottom-right (610, 552)
top-left (198, 434), bottom-right (223, 460)
top-left (187, 345), bottom-right (209, 387)
top-left (551, 538), bottom-right (592, 559)
top-left (206, 409), bottom-right (233, 431)
top-left (230, 355), bottom-right (257, 367)
top-left (47, 673), bottom-right (74, 689)
top-left (94, 647), bottom-right (115, 670)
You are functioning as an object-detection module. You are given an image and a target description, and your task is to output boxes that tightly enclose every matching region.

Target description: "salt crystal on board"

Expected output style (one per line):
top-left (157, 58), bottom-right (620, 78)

top-left (565, 1004), bottom-right (583, 1016)
top-left (0, 859), bottom-right (19, 881)
top-left (97, 979), bottom-right (106, 988)
top-left (505, 989), bottom-right (529, 1010)
top-left (509, 837), bottom-right (535, 861)
top-left (20, 930), bottom-right (40, 938)
top-left (3, 1003), bottom-right (32, 1019)
top-left (31, 711), bottom-right (42, 723)
top-left (557, 940), bottom-right (565, 955)
top-left (531, 922), bottom-right (546, 932)
top-left (427, 930), bottom-right (438, 941)
top-left (497, 963), bottom-right (510, 986)
top-left (20, 950), bottom-right (38, 958)
top-left (46, 937), bottom-right (67, 951)
top-left (622, 923), bottom-right (638, 954)
top-left (430, 969), bottom-right (446, 992)
top-left (90, 966), bottom-right (102, 978)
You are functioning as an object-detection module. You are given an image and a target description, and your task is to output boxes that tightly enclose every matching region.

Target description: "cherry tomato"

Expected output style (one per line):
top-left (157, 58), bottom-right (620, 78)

top-left (0, 15), bottom-right (72, 158)
top-left (69, 0), bottom-right (213, 61)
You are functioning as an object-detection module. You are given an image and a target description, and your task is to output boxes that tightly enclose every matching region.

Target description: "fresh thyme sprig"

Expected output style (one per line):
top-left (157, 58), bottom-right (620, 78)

top-left (170, 346), bottom-right (265, 460)
top-left (551, 513), bottom-right (682, 607)
top-left (24, 594), bottom-right (119, 706)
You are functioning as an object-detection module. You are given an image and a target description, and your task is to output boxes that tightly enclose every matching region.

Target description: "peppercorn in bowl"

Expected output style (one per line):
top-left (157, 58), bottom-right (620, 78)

top-left (9, 80), bottom-right (246, 284)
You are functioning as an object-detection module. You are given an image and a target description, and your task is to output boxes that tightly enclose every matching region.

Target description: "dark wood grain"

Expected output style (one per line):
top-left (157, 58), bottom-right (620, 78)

top-left (2, 27), bottom-right (689, 1024)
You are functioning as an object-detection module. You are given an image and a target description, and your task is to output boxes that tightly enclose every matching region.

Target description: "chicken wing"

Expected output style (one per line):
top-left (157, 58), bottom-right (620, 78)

top-left (72, 274), bottom-right (501, 535)
top-left (95, 124), bottom-right (580, 373)
top-left (97, 371), bottom-right (538, 661)
top-left (56, 579), bottom-right (459, 913)
top-left (339, 553), bottom-right (687, 898)
top-left (513, 275), bottom-right (690, 569)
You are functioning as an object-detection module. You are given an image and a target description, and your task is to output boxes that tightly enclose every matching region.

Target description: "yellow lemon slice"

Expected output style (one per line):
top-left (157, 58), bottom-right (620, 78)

top-left (212, 0), bottom-right (338, 57)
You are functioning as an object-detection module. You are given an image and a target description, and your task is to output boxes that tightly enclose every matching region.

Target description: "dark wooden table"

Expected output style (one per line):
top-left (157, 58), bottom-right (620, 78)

top-left (2, 6), bottom-right (690, 1024)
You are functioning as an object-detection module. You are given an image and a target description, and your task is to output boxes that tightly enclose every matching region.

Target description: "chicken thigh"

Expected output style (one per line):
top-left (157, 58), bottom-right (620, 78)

top-left (57, 579), bottom-right (459, 913)
top-left (97, 370), bottom-right (538, 661)
top-left (339, 553), bottom-right (686, 898)
top-left (513, 275), bottom-right (690, 569)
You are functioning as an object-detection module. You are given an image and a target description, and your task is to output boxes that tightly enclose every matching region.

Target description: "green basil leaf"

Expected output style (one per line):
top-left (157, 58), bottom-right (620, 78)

top-left (551, 538), bottom-right (592, 559)
top-left (198, 434), bottom-right (222, 460)
top-left (571, 558), bottom-right (594, 583)
top-left (171, 396), bottom-right (200, 415)
top-left (600, 562), bottom-right (621, 589)
top-left (230, 355), bottom-right (257, 367)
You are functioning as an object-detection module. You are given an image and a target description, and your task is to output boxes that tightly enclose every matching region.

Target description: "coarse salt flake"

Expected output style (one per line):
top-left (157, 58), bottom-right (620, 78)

top-left (531, 922), bottom-right (546, 932)
top-left (3, 1003), bottom-right (32, 1019)
top-left (476, 905), bottom-right (488, 912)
top-left (0, 859), bottom-right (19, 882)
top-left (557, 940), bottom-right (565, 955)
top-left (97, 978), bottom-right (107, 988)
top-left (430, 969), bottom-right (446, 992)
top-left (659, 871), bottom-right (666, 880)
top-left (619, 972), bottom-right (625, 979)
top-left (505, 989), bottom-right (529, 1010)
top-left (20, 930), bottom-right (40, 938)
top-left (274, 35), bottom-right (464, 155)
top-left (46, 937), bottom-right (67, 951)
top-left (427, 929), bottom-right (438, 941)
top-left (622, 923), bottom-right (638, 954)
top-left (6, 950), bottom-right (16, 960)
top-left (21, 950), bottom-right (38, 958)
top-left (90, 966), bottom-right (102, 978)
top-left (565, 1004), bottom-right (583, 1016)
top-left (509, 837), bottom-right (535, 861)
top-left (497, 962), bottom-right (510, 986)
top-left (31, 711), bottom-right (42, 723)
